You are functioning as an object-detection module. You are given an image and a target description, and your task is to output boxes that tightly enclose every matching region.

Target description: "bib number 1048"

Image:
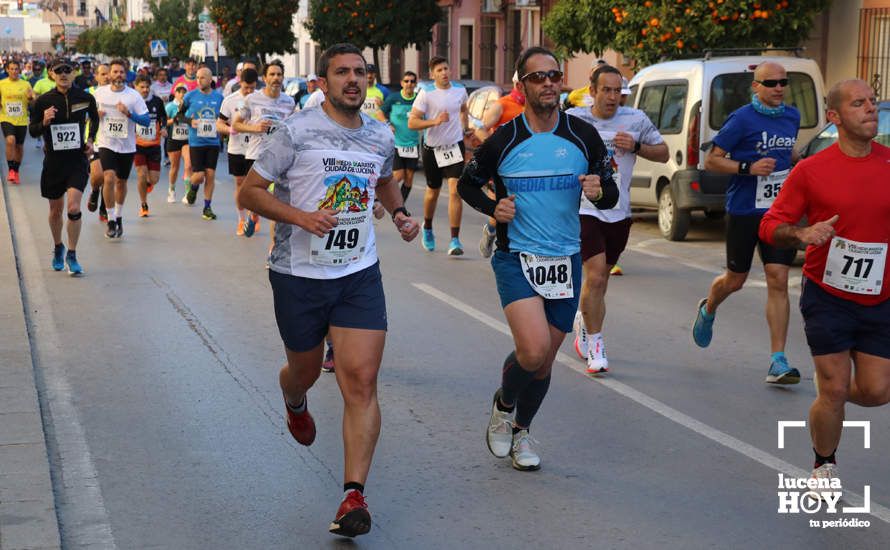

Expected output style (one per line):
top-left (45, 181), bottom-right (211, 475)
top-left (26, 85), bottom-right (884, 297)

top-left (525, 263), bottom-right (569, 286)
top-left (519, 253), bottom-right (574, 299)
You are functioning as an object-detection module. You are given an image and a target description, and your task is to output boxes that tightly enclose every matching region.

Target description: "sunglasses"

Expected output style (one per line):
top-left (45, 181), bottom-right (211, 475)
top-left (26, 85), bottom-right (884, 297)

top-left (53, 66), bottom-right (74, 74)
top-left (520, 70), bottom-right (563, 84)
top-left (755, 78), bottom-right (788, 88)
top-left (402, 79), bottom-right (416, 84)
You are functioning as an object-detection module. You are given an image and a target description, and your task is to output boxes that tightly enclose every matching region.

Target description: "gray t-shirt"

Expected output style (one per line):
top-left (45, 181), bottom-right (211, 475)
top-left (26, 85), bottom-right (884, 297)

top-left (252, 107), bottom-right (395, 279)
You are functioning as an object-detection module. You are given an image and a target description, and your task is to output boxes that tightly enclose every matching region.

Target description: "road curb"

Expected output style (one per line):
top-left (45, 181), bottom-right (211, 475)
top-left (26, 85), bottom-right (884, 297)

top-left (0, 181), bottom-right (61, 550)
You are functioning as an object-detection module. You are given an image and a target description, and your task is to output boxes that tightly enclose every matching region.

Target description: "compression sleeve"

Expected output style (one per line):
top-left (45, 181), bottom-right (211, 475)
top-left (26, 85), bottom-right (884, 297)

top-left (130, 111), bottom-right (151, 127)
top-left (458, 138), bottom-right (498, 217)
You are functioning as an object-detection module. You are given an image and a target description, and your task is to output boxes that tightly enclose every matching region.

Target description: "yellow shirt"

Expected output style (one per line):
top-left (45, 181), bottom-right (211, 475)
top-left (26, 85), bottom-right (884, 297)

top-left (566, 85), bottom-right (594, 108)
top-left (0, 78), bottom-right (33, 126)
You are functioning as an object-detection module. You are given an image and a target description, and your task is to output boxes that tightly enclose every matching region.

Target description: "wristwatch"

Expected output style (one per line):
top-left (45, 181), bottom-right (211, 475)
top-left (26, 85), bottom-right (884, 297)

top-left (632, 140), bottom-right (641, 154)
top-left (738, 161), bottom-right (751, 175)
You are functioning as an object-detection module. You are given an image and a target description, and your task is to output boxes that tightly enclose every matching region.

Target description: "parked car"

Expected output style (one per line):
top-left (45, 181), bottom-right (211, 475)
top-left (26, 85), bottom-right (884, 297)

top-left (801, 100), bottom-right (890, 157)
top-left (625, 53), bottom-right (826, 240)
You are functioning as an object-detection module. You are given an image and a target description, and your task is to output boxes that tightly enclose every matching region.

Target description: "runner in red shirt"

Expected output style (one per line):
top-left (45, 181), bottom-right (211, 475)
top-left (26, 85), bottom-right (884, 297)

top-left (759, 78), bottom-right (890, 489)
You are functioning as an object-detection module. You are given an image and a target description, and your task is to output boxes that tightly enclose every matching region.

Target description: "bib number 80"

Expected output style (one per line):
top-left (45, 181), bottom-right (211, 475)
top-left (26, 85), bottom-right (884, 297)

top-left (324, 228), bottom-right (359, 251)
top-left (525, 263), bottom-right (569, 286)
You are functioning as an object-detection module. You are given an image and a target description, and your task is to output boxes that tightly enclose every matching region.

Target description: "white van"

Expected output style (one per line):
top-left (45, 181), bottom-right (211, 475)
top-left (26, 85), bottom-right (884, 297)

top-left (625, 54), bottom-right (826, 240)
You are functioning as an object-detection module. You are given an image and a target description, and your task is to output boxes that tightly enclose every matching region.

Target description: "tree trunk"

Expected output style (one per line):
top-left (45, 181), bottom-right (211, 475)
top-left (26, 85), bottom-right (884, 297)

top-left (372, 47), bottom-right (380, 79)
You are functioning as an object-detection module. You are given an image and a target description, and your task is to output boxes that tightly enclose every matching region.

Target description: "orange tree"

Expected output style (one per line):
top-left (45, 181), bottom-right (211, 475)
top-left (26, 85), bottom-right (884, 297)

top-left (544, 0), bottom-right (831, 67)
top-left (304, 0), bottom-right (442, 73)
top-left (210, 0), bottom-right (298, 61)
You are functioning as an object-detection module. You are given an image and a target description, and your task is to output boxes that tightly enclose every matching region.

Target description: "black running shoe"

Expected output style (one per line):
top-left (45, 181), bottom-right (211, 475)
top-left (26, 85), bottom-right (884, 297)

top-left (87, 189), bottom-right (100, 212)
top-left (105, 220), bottom-right (116, 239)
top-left (114, 218), bottom-right (123, 238)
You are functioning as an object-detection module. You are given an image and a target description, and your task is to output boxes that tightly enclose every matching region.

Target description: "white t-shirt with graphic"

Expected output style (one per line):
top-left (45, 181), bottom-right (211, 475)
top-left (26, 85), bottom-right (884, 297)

top-left (252, 107), bottom-right (395, 279)
top-left (94, 85), bottom-right (149, 154)
top-left (241, 90), bottom-right (295, 160)
top-left (567, 105), bottom-right (664, 222)
top-left (412, 84), bottom-right (467, 148)
top-left (219, 90), bottom-right (252, 155)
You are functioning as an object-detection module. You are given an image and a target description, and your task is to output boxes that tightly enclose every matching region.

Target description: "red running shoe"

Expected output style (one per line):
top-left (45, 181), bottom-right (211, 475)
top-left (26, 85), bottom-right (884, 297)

top-left (285, 399), bottom-right (316, 446)
top-left (329, 490), bottom-right (371, 537)
top-left (8, 169), bottom-right (19, 184)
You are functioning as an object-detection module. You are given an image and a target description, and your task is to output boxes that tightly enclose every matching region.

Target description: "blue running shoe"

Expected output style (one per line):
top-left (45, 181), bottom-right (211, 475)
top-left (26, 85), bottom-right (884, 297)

top-left (65, 251), bottom-right (83, 276)
top-left (422, 229), bottom-right (435, 252)
top-left (765, 354), bottom-right (801, 385)
top-left (448, 238), bottom-right (464, 256)
top-left (244, 215), bottom-right (256, 237)
top-left (52, 243), bottom-right (65, 271)
top-left (692, 297), bottom-right (714, 348)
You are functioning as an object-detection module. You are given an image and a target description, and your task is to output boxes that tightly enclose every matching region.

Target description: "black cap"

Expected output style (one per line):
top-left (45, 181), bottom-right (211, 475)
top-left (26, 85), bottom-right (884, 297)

top-left (49, 58), bottom-right (73, 71)
top-left (366, 64), bottom-right (377, 73)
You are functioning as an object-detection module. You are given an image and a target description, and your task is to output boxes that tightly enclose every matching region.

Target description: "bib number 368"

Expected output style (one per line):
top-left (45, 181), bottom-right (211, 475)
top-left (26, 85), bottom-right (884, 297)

top-left (519, 253), bottom-right (573, 299)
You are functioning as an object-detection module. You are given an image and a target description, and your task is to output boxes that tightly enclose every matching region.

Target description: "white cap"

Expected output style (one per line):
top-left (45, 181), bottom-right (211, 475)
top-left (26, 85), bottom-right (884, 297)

top-left (511, 71), bottom-right (519, 84)
top-left (307, 73), bottom-right (318, 81)
top-left (621, 77), bottom-right (631, 95)
top-left (236, 62), bottom-right (244, 72)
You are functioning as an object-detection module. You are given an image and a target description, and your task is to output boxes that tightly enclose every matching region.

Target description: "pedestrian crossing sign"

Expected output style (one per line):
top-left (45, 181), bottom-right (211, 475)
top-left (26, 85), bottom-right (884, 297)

top-left (150, 40), bottom-right (168, 58)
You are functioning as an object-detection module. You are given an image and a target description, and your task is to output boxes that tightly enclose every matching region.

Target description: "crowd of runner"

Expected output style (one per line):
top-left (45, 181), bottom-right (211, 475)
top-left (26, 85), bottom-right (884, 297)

top-left (5, 44), bottom-right (888, 539)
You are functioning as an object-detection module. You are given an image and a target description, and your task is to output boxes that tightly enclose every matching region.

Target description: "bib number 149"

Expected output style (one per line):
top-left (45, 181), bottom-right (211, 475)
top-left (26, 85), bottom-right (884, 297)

top-left (323, 228), bottom-right (359, 251)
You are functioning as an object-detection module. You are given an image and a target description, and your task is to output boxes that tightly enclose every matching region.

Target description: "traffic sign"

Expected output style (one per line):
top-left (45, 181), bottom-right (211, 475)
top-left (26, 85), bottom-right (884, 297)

top-left (150, 39), bottom-right (168, 58)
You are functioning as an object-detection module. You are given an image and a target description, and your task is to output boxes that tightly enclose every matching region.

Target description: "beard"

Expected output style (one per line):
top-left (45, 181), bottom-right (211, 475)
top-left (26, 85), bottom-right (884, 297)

top-left (327, 91), bottom-right (363, 114)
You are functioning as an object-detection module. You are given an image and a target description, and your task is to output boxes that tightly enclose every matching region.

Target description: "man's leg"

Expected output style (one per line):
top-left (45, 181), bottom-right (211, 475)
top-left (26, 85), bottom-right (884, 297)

top-left (422, 186), bottom-right (439, 224)
top-left (48, 197), bottom-right (64, 246)
top-left (848, 351), bottom-right (890, 407)
top-left (203, 168), bottom-right (215, 200)
top-left (809, 352), bottom-right (852, 458)
top-left (65, 188), bottom-right (84, 251)
top-left (447, 176), bottom-right (462, 239)
top-left (764, 263), bottom-right (791, 353)
top-left (101, 169), bottom-right (117, 213)
top-left (705, 270), bottom-right (748, 316)
top-left (5, 135), bottom-right (15, 172)
top-left (280, 343), bottom-right (325, 413)
top-left (136, 164), bottom-right (149, 211)
top-left (14, 142), bottom-right (23, 166)
top-left (113, 177), bottom-right (127, 212)
top-left (580, 252), bottom-right (611, 335)
top-left (329, 326), bottom-right (385, 487)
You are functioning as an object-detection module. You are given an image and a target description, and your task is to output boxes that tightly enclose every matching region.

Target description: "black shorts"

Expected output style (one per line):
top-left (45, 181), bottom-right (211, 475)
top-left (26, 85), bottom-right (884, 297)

top-left (580, 216), bottom-right (632, 265)
top-left (134, 145), bottom-right (162, 171)
top-left (98, 148), bottom-right (135, 181)
top-left (799, 277), bottom-right (890, 359)
top-left (421, 141), bottom-right (466, 189)
top-left (726, 213), bottom-right (796, 273)
top-left (269, 262), bottom-right (387, 352)
top-left (41, 154), bottom-right (89, 199)
top-left (2, 122), bottom-right (27, 144)
top-left (166, 138), bottom-right (187, 153)
top-left (393, 148), bottom-right (419, 171)
top-left (190, 145), bottom-right (219, 173)
top-left (228, 153), bottom-right (253, 177)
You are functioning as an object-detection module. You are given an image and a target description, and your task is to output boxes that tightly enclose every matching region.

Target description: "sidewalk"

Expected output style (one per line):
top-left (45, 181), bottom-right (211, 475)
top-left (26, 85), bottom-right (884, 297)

top-left (0, 181), bottom-right (61, 549)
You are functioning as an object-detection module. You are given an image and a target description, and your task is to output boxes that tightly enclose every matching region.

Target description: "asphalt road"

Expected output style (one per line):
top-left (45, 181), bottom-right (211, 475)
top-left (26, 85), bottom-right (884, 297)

top-left (5, 140), bottom-right (889, 549)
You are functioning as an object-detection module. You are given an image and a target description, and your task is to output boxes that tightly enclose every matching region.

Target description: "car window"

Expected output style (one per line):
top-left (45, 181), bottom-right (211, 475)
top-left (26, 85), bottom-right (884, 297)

top-left (626, 85), bottom-right (638, 108)
top-left (638, 85), bottom-right (665, 128)
top-left (878, 108), bottom-right (890, 147)
top-left (709, 71), bottom-right (819, 130)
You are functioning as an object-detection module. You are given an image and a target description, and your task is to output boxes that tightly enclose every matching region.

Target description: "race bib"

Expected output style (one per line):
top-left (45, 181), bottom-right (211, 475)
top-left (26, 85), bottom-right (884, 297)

top-left (362, 99), bottom-right (379, 115)
top-left (172, 123), bottom-right (189, 140)
top-left (434, 142), bottom-right (462, 168)
top-left (309, 210), bottom-right (371, 266)
top-left (519, 253), bottom-right (574, 299)
top-left (50, 123), bottom-right (81, 151)
top-left (397, 145), bottom-right (418, 159)
top-left (5, 101), bottom-right (23, 117)
top-left (104, 117), bottom-right (128, 139)
top-left (137, 122), bottom-right (157, 141)
top-left (823, 237), bottom-right (886, 295)
top-left (196, 119), bottom-right (217, 138)
top-left (755, 168), bottom-right (789, 209)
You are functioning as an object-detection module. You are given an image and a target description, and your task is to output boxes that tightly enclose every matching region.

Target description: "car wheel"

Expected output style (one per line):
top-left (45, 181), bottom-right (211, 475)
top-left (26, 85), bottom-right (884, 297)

top-left (658, 183), bottom-right (690, 241)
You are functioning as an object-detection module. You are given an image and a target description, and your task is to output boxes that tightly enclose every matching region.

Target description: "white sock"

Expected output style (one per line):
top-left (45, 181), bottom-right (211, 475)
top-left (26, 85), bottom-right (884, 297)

top-left (590, 332), bottom-right (603, 341)
top-left (114, 204), bottom-right (123, 219)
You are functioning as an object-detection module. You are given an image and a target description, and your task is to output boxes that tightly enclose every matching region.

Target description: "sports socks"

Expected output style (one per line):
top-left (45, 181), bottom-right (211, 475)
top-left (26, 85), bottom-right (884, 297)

top-left (500, 351), bottom-right (534, 409)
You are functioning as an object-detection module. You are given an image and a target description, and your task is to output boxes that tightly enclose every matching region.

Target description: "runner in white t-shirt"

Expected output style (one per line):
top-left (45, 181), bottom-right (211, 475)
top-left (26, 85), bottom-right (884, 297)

top-left (237, 44), bottom-right (419, 539)
top-left (217, 67), bottom-right (258, 236)
top-left (408, 56), bottom-right (469, 256)
top-left (94, 59), bottom-right (150, 239)
top-left (566, 65), bottom-right (668, 374)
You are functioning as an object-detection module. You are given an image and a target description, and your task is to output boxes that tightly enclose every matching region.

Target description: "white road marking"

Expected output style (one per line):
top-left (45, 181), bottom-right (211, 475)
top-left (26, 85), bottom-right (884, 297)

top-left (7, 189), bottom-right (117, 548)
top-left (412, 282), bottom-right (890, 524)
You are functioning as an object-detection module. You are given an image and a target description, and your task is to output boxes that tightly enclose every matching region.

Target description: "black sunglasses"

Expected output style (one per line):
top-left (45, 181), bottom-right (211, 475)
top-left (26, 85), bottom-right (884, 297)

top-left (755, 78), bottom-right (788, 88)
top-left (53, 66), bottom-right (74, 74)
top-left (402, 79), bottom-right (416, 84)
top-left (520, 70), bottom-right (563, 84)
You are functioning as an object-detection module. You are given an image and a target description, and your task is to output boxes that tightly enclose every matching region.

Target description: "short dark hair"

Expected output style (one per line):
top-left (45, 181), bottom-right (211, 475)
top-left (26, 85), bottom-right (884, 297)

top-left (241, 67), bottom-right (259, 85)
top-left (428, 56), bottom-right (447, 71)
top-left (316, 43), bottom-right (366, 79)
top-left (241, 59), bottom-right (257, 68)
top-left (403, 70), bottom-right (417, 80)
top-left (590, 65), bottom-right (622, 90)
top-left (5, 60), bottom-right (19, 70)
top-left (134, 74), bottom-right (151, 87)
top-left (109, 58), bottom-right (127, 70)
top-left (263, 59), bottom-right (284, 76)
top-left (514, 47), bottom-right (557, 78)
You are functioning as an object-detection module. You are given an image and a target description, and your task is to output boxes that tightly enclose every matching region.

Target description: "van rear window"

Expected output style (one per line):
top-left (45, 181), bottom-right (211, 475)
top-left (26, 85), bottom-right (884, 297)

top-left (709, 72), bottom-right (818, 130)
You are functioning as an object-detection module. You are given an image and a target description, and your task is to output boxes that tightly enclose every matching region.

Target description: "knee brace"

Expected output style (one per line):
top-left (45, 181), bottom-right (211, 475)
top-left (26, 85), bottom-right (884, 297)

top-left (67, 211), bottom-right (82, 221)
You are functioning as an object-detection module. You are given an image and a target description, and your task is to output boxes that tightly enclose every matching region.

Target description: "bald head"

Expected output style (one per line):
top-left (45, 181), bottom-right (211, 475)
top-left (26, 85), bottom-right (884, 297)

top-left (827, 79), bottom-right (869, 112)
top-left (752, 62), bottom-right (788, 108)
top-left (825, 78), bottom-right (878, 148)
top-left (197, 67), bottom-right (214, 91)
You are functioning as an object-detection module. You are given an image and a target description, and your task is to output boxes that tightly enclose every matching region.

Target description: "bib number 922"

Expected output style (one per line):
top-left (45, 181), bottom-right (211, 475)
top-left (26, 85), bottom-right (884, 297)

top-left (323, 228), bottom-right (359, 251)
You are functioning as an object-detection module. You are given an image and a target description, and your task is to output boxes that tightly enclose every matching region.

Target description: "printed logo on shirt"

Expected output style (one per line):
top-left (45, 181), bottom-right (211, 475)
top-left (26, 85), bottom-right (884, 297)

top-left (71, 102), bottom-right (89, 112)
top-left (755, 131), bottom-right (796, 154)
top-left (318, 173), bottom-right (371, 212)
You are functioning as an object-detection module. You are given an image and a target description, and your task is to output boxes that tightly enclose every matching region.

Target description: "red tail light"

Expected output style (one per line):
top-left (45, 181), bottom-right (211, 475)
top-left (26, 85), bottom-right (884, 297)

top-left (687, 105), bottom-right (700, 168)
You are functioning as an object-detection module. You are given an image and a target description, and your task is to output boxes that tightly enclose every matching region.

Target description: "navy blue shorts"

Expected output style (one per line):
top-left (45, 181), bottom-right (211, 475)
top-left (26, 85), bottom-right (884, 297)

top-left (269, 262), bottom-right (387, 352)
top-left (799, 277), bottom-right (890, 359)
top-left (491, 250), bottom-right (581, 333)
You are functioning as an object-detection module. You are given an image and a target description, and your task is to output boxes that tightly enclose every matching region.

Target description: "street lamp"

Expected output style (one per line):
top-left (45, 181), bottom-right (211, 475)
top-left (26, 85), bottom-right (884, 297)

top-left (40, 1), bottom-right (67, 50)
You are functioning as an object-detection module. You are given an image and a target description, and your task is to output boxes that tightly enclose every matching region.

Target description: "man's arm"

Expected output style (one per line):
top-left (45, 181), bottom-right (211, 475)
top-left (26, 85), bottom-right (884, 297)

top-left (458, 139), bottom-right (498, 217)
top-left (86, 95), bottom-right (99, 143)
top-left (374, 175), bottom-right (420, 241)
top-left (637, 141), bottom-right (669, 163)
top-left (407, 108), bottom-right (444, 131)
top-left (27, 97), bottom-right (44, 138)
top-left (704, 144), bottom-right (776, 176)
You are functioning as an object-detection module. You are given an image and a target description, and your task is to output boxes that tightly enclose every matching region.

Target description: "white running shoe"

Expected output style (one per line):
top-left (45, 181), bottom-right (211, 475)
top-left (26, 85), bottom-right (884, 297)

top-left (586, 334), bottom-right (609, 375)
top-left (486, 390), bottom-right (513, 458)
top-left (573, 310), bottom-right (588, 359)
top-left (167, 187), bottom-right (176, 203)
top-left (510, 429), bottom-right (541, 471)
top-left (809, 463), bottom-right (841, 501)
